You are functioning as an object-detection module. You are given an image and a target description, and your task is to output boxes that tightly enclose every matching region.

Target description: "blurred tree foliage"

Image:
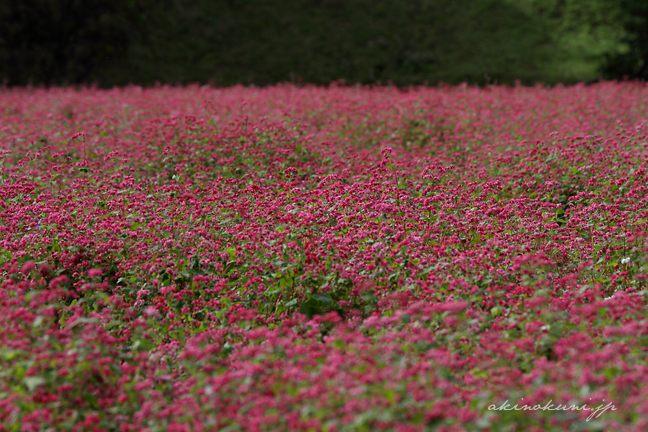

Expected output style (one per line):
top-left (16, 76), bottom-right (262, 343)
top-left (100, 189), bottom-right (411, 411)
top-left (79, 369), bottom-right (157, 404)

top-left (600, 0), bottom-right (648, 80)
top-left (0, 0), bottom-right (149, 86)
top-left (0, 0), bottom-right (644, 87)
top-left (512, 0), bottom-right (631, 82)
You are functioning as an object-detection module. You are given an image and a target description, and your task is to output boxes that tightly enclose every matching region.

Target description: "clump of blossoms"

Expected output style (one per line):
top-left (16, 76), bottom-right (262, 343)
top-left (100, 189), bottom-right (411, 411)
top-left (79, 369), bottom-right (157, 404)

top-left (2, 82), bottom-right (648, 431)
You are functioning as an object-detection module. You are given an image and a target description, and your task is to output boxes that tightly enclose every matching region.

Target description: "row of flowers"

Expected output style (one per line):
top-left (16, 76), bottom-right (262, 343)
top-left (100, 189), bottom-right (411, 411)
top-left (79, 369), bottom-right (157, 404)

top-left (1, 82), bottom-right (648, 430)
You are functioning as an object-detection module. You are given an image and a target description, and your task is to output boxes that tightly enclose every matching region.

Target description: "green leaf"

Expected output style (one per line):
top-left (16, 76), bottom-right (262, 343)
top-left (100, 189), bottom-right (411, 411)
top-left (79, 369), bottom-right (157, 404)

top-left (23, 376), bottom-right (46, 392)
top-left (311, 293), bottom-right (333, 307)
top-left (66, 317), bottom-right (99, 329)
top-left (362, 292), bottom-right (378, 305)
top-left (1, 350), bottom-right (20, 361)
top-left (225, 247), bottom-right (236, 260)
top-left (300, 293), bottom-right (336, 318)
top-left (132, 338), bottom-right (154, 352)
top-left (32, 316), bottom-right (44, 328)
top-left (83, 392), bottom-right (99, 408)
top-left (284, 298), bottom-right (299, 307)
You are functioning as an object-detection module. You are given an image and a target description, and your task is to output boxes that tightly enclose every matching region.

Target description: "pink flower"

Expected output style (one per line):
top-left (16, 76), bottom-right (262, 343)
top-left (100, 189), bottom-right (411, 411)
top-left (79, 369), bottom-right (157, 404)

top-left (21, 261), bottom-right (36, 274)
top-left (88, 268), bottom-right (103, 278)
top-left (144, 306), bottom-right (161, 319)
top-left (39, 263), bottom-right (52, 277)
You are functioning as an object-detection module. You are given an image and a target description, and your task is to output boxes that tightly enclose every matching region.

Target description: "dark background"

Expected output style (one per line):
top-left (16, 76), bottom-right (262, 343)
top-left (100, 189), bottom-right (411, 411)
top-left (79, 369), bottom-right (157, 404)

top-left (1, 0), bottom-right (647, 88)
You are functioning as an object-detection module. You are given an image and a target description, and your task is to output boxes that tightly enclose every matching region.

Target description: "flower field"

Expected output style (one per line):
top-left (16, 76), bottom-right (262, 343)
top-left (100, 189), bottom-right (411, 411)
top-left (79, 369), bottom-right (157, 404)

top-left (2, 82), bottom-right (648, 431)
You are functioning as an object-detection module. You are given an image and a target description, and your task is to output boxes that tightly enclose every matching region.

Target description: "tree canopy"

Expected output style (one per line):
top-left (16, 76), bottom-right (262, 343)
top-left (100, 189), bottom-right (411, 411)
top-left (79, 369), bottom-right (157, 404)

top-left (0, 0), bottom-right (644, 87)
